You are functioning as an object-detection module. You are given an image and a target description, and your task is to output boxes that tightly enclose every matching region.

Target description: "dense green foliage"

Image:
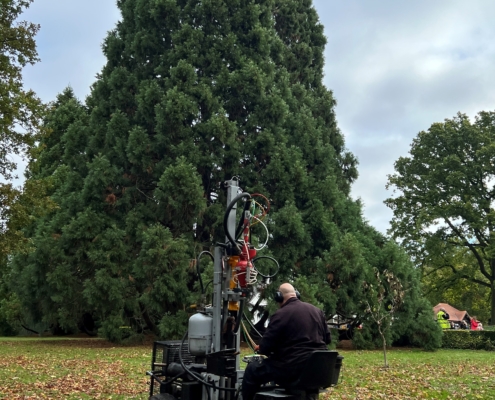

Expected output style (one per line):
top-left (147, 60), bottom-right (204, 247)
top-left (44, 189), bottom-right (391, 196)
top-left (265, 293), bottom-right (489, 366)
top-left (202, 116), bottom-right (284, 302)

top-left (352, 243), bottom-right (442, 351)
top-left (421, 252), bottom-right (491, 324)
top-left (441, 330), bottom-right (495, 351)
top-left (5, 0), bottom-right (437, 348)
top-left (386, 111), bottom-right (495, 324)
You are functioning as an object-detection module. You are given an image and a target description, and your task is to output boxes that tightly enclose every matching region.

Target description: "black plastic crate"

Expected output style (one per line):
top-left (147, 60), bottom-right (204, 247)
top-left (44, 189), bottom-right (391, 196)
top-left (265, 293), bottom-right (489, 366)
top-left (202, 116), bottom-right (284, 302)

top-left (151, 340), bottom-right (195, 371)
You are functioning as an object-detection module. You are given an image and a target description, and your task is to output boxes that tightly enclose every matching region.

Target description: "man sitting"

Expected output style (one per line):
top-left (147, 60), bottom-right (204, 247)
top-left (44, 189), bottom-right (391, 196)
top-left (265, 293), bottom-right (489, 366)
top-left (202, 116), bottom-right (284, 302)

top-left (242, 283), bottom-right (331, 400)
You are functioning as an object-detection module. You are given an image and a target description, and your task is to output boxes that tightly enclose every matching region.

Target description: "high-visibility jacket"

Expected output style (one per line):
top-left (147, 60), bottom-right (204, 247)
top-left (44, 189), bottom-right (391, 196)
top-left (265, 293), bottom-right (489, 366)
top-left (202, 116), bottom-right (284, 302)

top-left (437, 310), bottom-right (450, 329)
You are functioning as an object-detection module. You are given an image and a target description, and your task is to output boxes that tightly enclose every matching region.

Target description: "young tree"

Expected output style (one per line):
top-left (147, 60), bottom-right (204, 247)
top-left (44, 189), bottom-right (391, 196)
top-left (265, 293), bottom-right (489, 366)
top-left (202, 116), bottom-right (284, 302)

top-left (363, 268), bottom-right (404, 367)
top-left (386, 111), bottom-right (495, 324)
top-left (351, 238), bottom-right (441, 352)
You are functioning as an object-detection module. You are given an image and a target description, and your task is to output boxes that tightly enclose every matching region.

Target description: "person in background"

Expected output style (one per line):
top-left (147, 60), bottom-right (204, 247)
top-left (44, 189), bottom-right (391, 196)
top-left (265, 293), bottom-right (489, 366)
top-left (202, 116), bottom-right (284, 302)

top-left (470, 316), bottom-right (479, 330)
top-left (437, 308), bottom-right (450, 329)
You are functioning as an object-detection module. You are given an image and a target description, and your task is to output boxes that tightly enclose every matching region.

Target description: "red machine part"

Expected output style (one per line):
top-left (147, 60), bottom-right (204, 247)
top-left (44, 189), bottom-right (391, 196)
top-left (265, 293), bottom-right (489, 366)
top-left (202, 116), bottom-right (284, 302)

top-left (235, 211), bottom-right (257, 288)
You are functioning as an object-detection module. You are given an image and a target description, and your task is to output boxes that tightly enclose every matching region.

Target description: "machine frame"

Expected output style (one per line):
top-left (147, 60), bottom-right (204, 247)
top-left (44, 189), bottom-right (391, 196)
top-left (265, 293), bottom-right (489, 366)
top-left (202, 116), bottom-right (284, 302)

top-left (146, 179), bottom-right (340, 400)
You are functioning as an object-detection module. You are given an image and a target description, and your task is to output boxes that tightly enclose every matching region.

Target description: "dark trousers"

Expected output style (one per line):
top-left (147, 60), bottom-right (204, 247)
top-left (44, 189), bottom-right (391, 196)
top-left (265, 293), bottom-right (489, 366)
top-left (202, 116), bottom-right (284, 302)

top-left (241, 358), bottom-right (301, 400)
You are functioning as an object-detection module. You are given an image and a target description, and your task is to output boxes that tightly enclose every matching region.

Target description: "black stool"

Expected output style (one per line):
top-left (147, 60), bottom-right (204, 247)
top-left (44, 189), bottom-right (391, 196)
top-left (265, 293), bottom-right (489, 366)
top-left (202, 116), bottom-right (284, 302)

top-left (254, 351), bottom-right (338, 400)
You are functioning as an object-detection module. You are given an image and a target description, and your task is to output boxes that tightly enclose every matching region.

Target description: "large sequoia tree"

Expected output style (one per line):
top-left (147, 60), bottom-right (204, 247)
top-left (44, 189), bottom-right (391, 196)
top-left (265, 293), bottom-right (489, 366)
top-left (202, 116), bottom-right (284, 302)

top-left (11, 0), bottom-right (437, 345)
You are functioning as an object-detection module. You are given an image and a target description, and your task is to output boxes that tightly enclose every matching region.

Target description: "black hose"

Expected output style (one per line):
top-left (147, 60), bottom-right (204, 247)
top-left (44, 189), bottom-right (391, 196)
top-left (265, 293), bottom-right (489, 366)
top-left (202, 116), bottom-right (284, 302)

top-left (252, 256), bottom-right (280, 279)
top-left (178, 331), bottom-right (238, 394)
top-left (196, 251), bottom-right (214, 294)
top-left (243, 312), bottom-right (263, 339)
top-left (204, 280), bottom-right (213, 292)
top-left (233, 298), bottom-right (245, 334)
top-left (148, 369), bottom-right (186, 389)
top-left (223, 192), bottom-right (251, 247)
top-left (235, 196), bottom-right (253, 241)
top-left (179, 331), bottom-right (212, 400)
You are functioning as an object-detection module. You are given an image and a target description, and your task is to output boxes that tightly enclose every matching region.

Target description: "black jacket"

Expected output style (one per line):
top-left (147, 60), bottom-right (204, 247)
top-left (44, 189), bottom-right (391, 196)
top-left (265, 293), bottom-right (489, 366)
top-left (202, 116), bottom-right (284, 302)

top-left (259, 297), bottom-right (331, 366)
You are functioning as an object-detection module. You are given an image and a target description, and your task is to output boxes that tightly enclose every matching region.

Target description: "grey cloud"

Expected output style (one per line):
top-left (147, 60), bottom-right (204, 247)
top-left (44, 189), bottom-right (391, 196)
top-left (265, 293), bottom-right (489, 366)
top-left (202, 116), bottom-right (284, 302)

top-left (18, 0), bottom-right (495, 235)
top-left (23, 1), bottom-right (121, 101)
top-left (313, 0), bottom-right (495, 233)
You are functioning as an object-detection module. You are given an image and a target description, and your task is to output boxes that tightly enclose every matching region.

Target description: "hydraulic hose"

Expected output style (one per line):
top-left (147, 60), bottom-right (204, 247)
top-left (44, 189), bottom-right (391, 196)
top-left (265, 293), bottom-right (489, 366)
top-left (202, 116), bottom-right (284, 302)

top-left (252, 256), bottom-right (280, 279)
top-left (235, 195), bottom-right (253, 241)
top-left (251, 256), bottom-right (280, 279)
top-left (233, 298), bottom-right (245, 334)
top-left (178, 331), bottom-right (238, 394)
top-left (196, 251), bottom-right (214, 294)
top-left (223, 192), bottom-right (251, 247)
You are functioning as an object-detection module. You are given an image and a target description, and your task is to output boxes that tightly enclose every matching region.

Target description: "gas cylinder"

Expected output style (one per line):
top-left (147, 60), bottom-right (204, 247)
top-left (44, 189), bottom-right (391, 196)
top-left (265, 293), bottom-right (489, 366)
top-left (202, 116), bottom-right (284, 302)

top-left (188, 313), bottom-right (213, 356)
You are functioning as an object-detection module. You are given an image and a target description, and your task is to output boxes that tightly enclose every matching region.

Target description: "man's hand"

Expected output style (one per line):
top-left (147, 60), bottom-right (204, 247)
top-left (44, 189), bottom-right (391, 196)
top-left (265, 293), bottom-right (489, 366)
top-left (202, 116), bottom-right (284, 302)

top-left (254, 345), bottom-right (259, 353)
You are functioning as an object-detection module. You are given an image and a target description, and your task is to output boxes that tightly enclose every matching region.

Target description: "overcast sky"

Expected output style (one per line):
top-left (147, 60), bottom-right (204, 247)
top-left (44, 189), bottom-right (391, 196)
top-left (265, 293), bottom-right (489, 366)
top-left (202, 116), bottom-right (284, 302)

top-left (21, 0), bottom-right (495, 234)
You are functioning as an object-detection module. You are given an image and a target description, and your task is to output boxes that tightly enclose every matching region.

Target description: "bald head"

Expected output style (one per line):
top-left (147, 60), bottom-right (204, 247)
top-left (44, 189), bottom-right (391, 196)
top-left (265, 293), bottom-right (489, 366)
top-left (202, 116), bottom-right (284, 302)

top-left (279, 283), bottom-right (297, 304)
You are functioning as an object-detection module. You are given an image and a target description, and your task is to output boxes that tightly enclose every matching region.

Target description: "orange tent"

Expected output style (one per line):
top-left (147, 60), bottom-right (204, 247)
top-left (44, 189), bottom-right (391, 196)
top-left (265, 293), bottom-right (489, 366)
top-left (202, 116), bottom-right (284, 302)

top-left (433, 303), bottom-right (470, 322)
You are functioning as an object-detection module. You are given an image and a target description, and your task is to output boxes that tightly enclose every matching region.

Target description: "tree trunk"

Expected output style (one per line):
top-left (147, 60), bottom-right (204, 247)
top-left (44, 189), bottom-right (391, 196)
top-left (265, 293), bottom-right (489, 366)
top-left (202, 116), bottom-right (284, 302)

top-left (383, 338), bottom-right (388, 368)
top-left (378, 326), bottom-right (388, 368)
top-left (19, 321), bottom-right (39, 335)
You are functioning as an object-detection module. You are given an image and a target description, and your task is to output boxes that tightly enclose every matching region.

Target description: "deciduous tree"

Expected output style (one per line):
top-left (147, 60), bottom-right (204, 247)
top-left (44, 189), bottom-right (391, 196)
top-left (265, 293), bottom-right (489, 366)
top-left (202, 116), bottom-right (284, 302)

top-left (386, 111), bottom-right (495, 324)
top-left (421, 246), bottom-right (491, 323)
top-left (0, 0), bottom-right (43, 253)
top-left (0, 0), bottom-right (42, 179)
top-left (363, 268), bottom-right (405, 367)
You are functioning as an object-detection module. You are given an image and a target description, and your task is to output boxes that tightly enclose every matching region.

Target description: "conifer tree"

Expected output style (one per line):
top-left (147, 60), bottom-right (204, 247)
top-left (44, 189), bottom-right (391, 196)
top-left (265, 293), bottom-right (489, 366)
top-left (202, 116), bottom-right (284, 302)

top-left (13, 0), bottom-right (437, 346)
top-left (10, 89), bottom-right (92, 333)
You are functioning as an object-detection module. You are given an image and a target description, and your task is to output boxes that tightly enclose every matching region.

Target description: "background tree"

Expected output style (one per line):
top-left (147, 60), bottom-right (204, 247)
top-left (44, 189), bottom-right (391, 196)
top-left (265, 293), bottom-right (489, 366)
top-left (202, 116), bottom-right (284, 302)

top-left (386, 111), bottom-right (495, 324)
top-left (0, 0), bottom-right (53, 335)
top-left (0, 0), bottom-right (44, 253)
top-left (421, 246), bottom-right (491, 323)
top-left (12, 0), bottom-right (436, 347)
top-left (0, 0), bottom-right (42, 179)
top-left (350, 238), bottom-right (441, 351)
top-left (8, 89), bottom-right (94, 335)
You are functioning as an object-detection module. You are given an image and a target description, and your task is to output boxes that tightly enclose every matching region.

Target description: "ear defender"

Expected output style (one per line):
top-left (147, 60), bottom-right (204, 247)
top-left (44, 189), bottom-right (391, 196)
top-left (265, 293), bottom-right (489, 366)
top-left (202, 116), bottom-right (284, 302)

top-left (274, 290), bottom-right (301, 303)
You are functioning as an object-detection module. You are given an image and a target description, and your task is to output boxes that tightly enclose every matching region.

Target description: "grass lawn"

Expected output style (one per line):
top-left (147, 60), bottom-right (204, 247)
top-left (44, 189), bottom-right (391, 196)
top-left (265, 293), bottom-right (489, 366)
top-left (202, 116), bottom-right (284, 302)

top-left (1, 337), bottom-right (494, 399)
top-left (324, 348), bottom-right (495, 399)
top-left (0, 337), bottom-right (149, 399)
